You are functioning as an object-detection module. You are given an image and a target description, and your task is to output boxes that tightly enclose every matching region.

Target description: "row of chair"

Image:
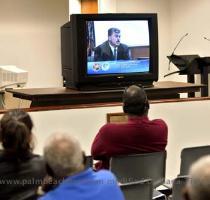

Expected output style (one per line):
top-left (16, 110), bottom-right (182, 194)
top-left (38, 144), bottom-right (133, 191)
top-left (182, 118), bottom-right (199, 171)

top-left (120, 179), bottom-right (153, 200)
top-left (110, 151), bottom-right (167, 200)
top-left (86, 145), bottom-right (210, 200)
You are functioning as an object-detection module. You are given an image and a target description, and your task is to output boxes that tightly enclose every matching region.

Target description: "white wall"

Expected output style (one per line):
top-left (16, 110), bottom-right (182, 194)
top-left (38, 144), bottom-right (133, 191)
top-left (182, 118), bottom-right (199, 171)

top-left (0, 0), bottom-right (69, 88)
top-left (98, 0), bottom-right (117, 13)
top-left (170, 0), bottom-right (210, 85)
top-left (69, 0), bottom-right (81, 15)
top-left (170, 0), bottom-right (210, 56)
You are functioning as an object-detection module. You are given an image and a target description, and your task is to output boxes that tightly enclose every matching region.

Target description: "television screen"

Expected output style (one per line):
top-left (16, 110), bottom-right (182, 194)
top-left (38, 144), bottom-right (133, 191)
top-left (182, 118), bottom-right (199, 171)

top-left (61, 13), bottom-right (158, 90)
top-left (87, 20), bottom-right (150, 75)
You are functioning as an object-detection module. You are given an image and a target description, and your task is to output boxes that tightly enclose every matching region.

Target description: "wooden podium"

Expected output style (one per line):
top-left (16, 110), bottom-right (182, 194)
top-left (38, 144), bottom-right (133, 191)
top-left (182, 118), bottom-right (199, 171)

top-left (7, 81), bottom-right (204, 107)
top-left (187, 57), bottom-right (210, 97)
top-left (167, 55), bottom-right (210, 97)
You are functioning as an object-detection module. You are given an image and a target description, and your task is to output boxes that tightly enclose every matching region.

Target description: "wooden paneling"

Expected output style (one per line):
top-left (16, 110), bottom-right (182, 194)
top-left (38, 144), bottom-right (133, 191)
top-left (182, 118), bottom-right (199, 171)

top-left (129, 46), bottom-right (149, 59)
top-left (81, 0), bottom-right (98, 14)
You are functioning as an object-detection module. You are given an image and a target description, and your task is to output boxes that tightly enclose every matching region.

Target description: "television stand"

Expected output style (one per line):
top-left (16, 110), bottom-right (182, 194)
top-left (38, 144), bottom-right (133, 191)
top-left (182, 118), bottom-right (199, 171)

top-left (142, 83), bottom-right (154, 88)
top-left (7, 81), bottom-right (204, 107)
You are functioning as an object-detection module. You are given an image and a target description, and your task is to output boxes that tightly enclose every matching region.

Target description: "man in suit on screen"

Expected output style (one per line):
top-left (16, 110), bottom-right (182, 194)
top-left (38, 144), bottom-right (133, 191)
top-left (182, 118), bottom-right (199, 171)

top-left (94, 28), bottom-right (131, 61)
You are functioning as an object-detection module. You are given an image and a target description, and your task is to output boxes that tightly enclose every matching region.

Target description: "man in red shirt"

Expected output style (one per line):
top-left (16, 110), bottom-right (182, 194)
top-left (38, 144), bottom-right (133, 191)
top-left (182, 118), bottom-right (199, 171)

top-left (91, 85), bottom-right (168, 170)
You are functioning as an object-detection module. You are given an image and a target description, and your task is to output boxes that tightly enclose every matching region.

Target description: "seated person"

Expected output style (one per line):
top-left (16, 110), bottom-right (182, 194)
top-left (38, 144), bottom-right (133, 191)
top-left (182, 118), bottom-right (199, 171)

top-left (39, 133), bottom-right (125, 200)
top-left (91, 85), bottom-right (168, 170)
top-left (94, 28), bottom-right (130, 61)
top-left (184, 155), bottom-right (210, 200)
top-left (0, 109), bottom-right (46, 200)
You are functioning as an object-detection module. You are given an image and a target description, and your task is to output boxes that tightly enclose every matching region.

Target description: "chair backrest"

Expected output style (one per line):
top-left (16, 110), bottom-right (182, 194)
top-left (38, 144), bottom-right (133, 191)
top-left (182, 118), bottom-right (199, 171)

top-left (110, 151), bottom-right (166, 188)
top-left (85, 155), bottom-right (93, 169)
top-left (180, 145), bottom-right (210, 175)
top-left (106, 112), bottom-right (127, 123)
top-left (172, 176), bottom-right (189, 200)
top-left (120, 179), bottom-right (153, 200)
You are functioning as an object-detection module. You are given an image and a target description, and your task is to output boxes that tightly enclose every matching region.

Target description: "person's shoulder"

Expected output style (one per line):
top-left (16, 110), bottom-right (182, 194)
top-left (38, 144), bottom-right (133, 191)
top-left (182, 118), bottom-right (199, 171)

top-left (95, 169), bottom-right (117, 180)
top-left (151, 118), bottom-right (168, 128)
top-left (95, 41), bottom-right (108, 49)
top-left (152, 118), bottom-right (167, 124)
top-left (119, 43), bottom-right (129, 49)
top-left (100, 123), bottom-right (124, 131)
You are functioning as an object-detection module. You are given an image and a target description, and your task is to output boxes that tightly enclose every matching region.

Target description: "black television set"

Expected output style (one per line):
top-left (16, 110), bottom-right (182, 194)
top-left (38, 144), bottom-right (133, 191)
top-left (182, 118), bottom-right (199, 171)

top-left (61, 13), bottom-right (158, 90)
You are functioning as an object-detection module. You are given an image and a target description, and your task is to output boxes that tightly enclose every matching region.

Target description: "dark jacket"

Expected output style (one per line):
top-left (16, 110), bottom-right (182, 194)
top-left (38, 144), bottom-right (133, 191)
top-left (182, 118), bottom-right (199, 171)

top-left (0, 151), bottom-right (46, 200)
top-left (94, 41), bottom-right (130, 61)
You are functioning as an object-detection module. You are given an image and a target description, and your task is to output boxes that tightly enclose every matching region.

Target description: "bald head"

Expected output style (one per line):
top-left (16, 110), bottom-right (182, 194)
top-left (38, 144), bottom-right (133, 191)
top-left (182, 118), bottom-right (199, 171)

top-left (44, 133), bottom-right (84, 178)
top-left (123, 85), bottom-right (149, 116)
top-left (186, 155), bottom-right (210, 200)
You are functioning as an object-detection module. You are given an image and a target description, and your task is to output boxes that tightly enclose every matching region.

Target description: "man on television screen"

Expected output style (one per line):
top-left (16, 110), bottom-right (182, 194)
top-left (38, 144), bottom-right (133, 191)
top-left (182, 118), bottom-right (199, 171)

top-left (94, 28), bottom-right (131, 61)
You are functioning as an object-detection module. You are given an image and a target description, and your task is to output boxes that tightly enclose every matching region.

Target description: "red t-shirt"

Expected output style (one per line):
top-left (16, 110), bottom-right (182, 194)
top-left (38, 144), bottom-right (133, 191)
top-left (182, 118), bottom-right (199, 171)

top-left (91, 116), bottom-right (168, 170)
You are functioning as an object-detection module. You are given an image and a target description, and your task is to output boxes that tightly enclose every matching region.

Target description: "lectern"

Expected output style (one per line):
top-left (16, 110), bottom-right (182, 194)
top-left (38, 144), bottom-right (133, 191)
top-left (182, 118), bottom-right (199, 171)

top-left (167, 54), bottom-right (210, 97)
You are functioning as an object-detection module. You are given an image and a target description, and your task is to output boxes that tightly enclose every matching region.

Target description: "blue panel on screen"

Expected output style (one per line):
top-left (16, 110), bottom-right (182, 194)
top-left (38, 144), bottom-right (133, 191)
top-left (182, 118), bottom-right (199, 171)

top-left (87, 59), bottom-right (149, 75)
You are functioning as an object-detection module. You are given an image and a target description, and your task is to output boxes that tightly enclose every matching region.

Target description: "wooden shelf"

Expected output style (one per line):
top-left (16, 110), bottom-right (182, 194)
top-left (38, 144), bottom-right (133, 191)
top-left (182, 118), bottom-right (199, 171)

top-left (7, 81), bottom-right (204, 107)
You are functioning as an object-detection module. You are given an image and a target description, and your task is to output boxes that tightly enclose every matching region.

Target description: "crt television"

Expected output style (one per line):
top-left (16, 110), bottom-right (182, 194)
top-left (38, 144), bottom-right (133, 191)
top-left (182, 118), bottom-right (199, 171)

top-left (61, 13), bottom-right (158, 90)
